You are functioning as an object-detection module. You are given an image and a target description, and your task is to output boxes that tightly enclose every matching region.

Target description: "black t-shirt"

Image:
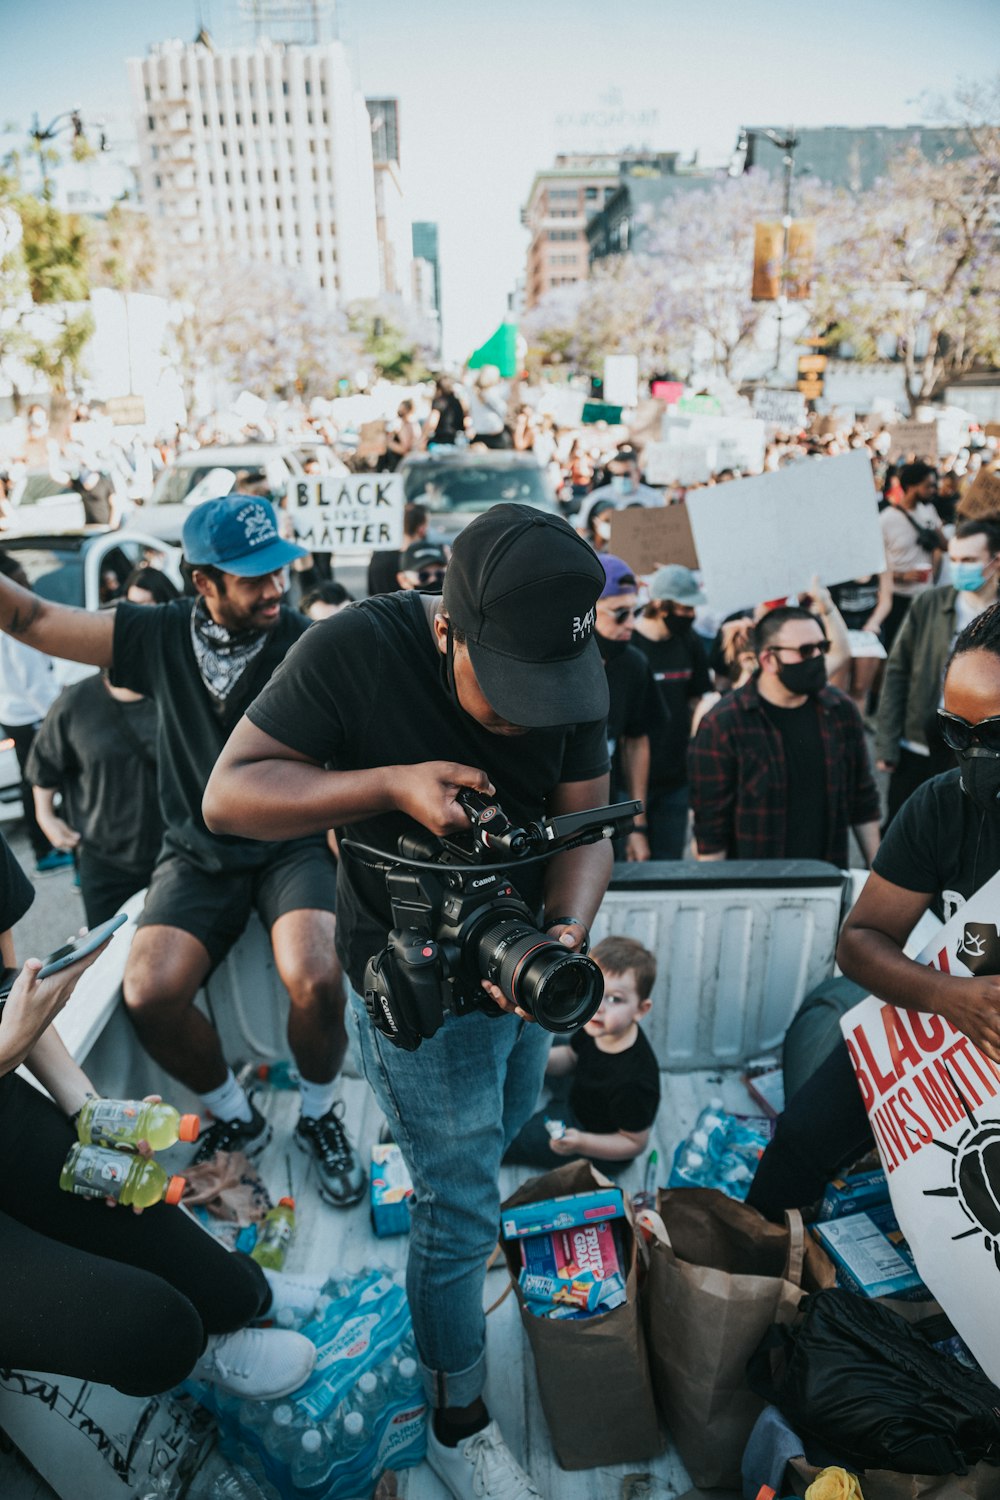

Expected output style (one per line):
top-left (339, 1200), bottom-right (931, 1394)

top-left (432, 393), bottom-right (466, 444)
top-left (632, 630), bottom-right (711, 788)
top-left (569, 1026), bottom-right (660, 1134)
top-left (760, 697), bottom-right (827, 860)
top-left (599, 639), bottom-right (662, 749)
top-left (27, 675), bottom-right (162, 873)
top-left (872, 769), bottom-right (1000, 922)
top-left (111, 598), bottom-right (318, 871)
top-left (0, 830), bottom-right (34, 933)
top-left (367, 551), bottom-right (401, 596)
top-left (830, 578), bottom-right (879, 630)
top-left (246, 591), bottom-right (610, 990)
top-left (71, 475), bottom-right (114, 526)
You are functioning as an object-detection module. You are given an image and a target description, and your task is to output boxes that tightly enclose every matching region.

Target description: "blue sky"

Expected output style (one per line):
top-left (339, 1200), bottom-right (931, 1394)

top-left (1, 0), bottom-right (997, 360)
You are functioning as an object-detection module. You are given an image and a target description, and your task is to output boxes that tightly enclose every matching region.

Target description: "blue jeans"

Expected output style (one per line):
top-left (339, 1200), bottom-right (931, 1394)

top-left (345, 986), bottom-right (551, 1407)
top-left (646, 783), bottom-right (691, 861)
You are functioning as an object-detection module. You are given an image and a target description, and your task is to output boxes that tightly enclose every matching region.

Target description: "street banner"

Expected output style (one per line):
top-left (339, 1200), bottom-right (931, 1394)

top-left (663, 413), bottom-right (766, 474)
top-left (685, 450), bottom-right (884, 617)
top-left (290, 474), bottom-right (404, 553)
top-left (642, 440), bottom-right (714, 487)
top-left (609, 504), bottom-right (699, 576)
top-left (752, 389), bottom-right (807, 429)
top-left (603, 355), bottom-right (639, 409)
top-left (752, 222), bottom-right (782, 301)
top-left (840, 869), bottom-right (1000, 1384)
top-left (785, 220), bottom-right (815, 300)
top-left (957, 466), bottom-right (1000, 521)
top-left (884, 420), bottom-right (938, 463)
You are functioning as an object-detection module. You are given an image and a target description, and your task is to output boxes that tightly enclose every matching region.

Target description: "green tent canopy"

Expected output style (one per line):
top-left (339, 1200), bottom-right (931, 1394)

top-left (467, 322), bottom-right (519, 378)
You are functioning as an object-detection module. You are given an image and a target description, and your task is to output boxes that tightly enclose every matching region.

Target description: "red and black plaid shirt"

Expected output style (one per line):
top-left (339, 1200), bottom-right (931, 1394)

top-left (688, 677), bottom-right (880, 866)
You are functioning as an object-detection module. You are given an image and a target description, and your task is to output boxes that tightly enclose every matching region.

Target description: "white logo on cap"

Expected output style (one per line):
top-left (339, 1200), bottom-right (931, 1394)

top-left (572, 606), bottom-right (596, 643)
top-left (238, 502), bottom-right (276, 549)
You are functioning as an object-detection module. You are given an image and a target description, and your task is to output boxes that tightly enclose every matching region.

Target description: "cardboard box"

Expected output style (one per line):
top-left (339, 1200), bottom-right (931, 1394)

top-left (370, 1142), bottom-right (413, 1237)
top-left (500, 1186), bottom-right (624, 1241)
top-left (818, 1167), bottom-right (889, 1221)
top-left (812, 1203), bottom-right (928, 1300)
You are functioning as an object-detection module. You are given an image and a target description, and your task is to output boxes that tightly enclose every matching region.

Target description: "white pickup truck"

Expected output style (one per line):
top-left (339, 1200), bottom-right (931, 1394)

top-left (0, 858), bottom-right (939, 1500)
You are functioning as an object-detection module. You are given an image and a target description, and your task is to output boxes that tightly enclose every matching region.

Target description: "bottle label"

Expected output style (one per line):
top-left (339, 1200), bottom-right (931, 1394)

top-left (66, 1145), bottom-right (130, 1199)
top-left (80, 1099), bottom-right (140, 1146)
top-left (258, 1217), bottom-right (294, 1252)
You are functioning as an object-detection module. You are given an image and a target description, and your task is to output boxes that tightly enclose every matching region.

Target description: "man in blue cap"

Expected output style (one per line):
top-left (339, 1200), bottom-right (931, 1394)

top-left (0, 494), bottom-right (365, 1207)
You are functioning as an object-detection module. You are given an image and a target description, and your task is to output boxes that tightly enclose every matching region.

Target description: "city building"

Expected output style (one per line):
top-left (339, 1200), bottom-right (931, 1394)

top-left (411, 220), bottom-right (441, 315)
top-left (364, 97), bottom-right (411, 302)
top-left (734, 123), bottom-right (976, 192)
top-left (366, 97), bottom-right (400, 167)
top-left (521, 154), bottom-right (647, 311)
top-left (587, 154), bottom-right (721, 263)
top-left (127, 31), bottom-right (380, 304)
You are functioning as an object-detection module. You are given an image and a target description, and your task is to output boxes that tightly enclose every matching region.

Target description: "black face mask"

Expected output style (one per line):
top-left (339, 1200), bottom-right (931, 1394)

top-left (666, 610), bottom-right (694, 637)
top-left (777, 656), bottom-right (827, 697)
top-left (597, 632), bottom-right (629, 664)
top-left (958, 749), bottom-right (1000, 814)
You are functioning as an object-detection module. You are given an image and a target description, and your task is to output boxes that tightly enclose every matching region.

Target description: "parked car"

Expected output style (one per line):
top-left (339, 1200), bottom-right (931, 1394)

top-left (0, 529), bottom-right (182, 818)
top-left (138, 442), bottom-right (348, 543)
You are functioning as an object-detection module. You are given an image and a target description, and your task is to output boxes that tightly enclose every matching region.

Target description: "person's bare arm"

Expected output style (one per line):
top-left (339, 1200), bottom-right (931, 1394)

top-left (862, 571), bottom-right (893, 634)
top-left (22, 1026), bottom-right (99, 1116)
top-left (853, 819), bottom-right (880, 869)
top-left (203, 717), bottom-right (494, 841)
top-left (540, 774), bottom-right (615, 950)
top-left (838, 871), bottom-right (1000, 1061)
top-left (0, 572), bottom-right (114, 667)
top-left (33, 787), bottom-right (80, 852)
top-left (550, 1124), bottom-right (649, 1161)
top-left (618, 735), bottom-right (651, 862)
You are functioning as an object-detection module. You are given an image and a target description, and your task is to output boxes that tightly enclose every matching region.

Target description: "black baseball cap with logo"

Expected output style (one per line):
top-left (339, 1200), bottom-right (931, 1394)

top-left (442, 503), bottom-right (609, 729)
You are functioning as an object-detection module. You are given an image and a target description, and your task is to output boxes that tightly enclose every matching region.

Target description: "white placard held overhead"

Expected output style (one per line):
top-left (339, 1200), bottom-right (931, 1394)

top-left (643, 441), bottom-right (715, 487)
top-left (752, 388), bottom-right (807, 429)
top-left (603, 354), bottom-right (639, 409)
top-left (663, 413), bottom-right (767, 474)
top-left (290, 474), bottom-right (405, 553)
top-left (685, 450), bottom-right (886, 617)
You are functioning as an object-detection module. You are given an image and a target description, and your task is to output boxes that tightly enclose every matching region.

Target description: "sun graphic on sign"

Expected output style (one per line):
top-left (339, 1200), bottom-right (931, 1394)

top-left (924, 1065), bottom-right (1000, 1272)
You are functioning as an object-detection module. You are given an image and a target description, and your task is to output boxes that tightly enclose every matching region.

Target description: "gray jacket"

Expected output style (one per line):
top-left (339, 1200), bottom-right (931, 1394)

top-left (876, 585), bottom-right (957, 764)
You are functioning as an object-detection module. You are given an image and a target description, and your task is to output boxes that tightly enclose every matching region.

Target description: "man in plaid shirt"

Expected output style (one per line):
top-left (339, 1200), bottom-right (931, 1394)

top-left (689, 606), bottom-right (881, 868)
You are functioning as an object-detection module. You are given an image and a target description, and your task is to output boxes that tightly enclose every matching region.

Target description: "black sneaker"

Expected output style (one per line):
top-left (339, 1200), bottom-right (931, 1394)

top-left (192, 1102), bottom-right (272, 1164)
top-left (294, 1102), bottom-right (366, 1208)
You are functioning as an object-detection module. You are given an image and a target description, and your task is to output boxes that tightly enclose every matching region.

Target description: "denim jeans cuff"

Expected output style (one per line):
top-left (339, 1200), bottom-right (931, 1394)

top-left (422, 1348), bottom-right (487, 1410)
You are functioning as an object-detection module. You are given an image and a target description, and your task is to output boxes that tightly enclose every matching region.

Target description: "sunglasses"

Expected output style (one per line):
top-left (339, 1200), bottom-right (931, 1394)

top-left (602, 604), bottom-right (643, 624)
top-left (938, 710), bottom-right (1000, 754)
top-left (416, 567), bottom-right (446, 586)
top-left (768, 639), bottom-right (832, 660)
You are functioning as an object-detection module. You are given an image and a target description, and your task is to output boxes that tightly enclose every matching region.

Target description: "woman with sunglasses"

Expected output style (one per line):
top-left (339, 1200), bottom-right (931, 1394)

top-left (748, 600), bottom-right (1000, 1219)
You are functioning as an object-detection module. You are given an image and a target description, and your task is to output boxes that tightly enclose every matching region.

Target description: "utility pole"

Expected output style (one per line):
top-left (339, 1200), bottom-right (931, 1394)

top-left (765, 128), bottom-right (798, 376)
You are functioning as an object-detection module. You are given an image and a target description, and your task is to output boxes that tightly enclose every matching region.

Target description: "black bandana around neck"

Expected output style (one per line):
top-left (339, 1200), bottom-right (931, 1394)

top-left (190, 598), bottom-right (268, 705)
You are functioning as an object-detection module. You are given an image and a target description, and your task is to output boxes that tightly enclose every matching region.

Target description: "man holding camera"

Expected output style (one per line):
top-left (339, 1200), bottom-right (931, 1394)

top-left (204, 504), bottom-right (614, 1500)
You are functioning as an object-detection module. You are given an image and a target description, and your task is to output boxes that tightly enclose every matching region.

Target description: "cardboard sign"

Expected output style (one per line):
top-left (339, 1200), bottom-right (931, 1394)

top-left (355, 419), bottom-right (387, 458)
top-left (840, 869), bottom-right (1000, 1385)
top-left (103, 395), bottom-right (146, 427)
top-left (663, 413), bottom-right (766, 474)
top-left (685, 450), bottom-right (885, 617)
top-left (752, 388), bottom-right (807, 429)
top-left (642, 440), bottom-right (714, 487)
top-left (290, 474), bottom-right (404, 553)
top-left (650, 380), bottom-right (683, 405)
top-left (609, 504), bottom-right (699, 576)
top-left (957, 466), bottom-right (1000, 521)
top-left (603, 355), bottom-right (639, 409)
top-left (984, 422), bottom-right (1000, 441)
top-left (846, 629), bottom-right (887, 660)
top-left (885, 420), bottom-right (938, 463)
top-left (232, 390), bottom-right (268, 424)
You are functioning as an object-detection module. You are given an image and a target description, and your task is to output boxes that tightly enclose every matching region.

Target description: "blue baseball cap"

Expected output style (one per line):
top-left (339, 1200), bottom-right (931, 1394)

top-left (182, 494), bottom-right (307, 577)
top-left (599, 554), bottom-right (638, 599)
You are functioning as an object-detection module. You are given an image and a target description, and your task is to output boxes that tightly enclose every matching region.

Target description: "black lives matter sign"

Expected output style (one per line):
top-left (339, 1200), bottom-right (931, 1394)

top-left (291, 475), bottom-right (405, 553)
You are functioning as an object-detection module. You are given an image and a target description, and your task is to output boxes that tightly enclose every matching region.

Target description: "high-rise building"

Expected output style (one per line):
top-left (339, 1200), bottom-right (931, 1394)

top-left (127, 32), bottom-right (380, 304)
top-left (364, 97), bottom-right (411, 301)
top-left (366, 97), bottom-right (400, 166)
top-left (521, 154), bottom-right (634, 311)
top-left (411, 220), bottom-right (440, 312)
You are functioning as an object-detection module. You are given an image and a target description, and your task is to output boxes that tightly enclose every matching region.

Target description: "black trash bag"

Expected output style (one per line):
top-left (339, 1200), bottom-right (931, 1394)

top-left (747, 1289), bottom-right (1000, 1475)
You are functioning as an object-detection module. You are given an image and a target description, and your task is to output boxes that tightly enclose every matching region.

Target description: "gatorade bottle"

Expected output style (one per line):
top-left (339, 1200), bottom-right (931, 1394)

top-left (76, 1097), bottom-right (200, 1151)
top-left (60, 1143), bottom-right (185, 1208)
top-left (255, 1061), bottom-right (300, 1091)
top-left (251, 1198), bottom-right (296, 1270)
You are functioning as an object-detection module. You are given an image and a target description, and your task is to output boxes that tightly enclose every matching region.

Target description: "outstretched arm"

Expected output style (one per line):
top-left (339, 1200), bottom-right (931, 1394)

top-left (0, 573), bottom-right (114, 668)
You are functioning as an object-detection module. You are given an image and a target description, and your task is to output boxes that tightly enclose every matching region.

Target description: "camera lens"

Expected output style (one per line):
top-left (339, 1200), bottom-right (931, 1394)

top-left (475, 917), bottom-right (603, 1032)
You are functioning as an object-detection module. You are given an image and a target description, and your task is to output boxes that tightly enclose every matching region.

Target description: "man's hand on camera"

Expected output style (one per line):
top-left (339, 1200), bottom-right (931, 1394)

top-left (479, 923), bottom-right (586, 1023)
top-left (395, 761), bottom-right (495, 837)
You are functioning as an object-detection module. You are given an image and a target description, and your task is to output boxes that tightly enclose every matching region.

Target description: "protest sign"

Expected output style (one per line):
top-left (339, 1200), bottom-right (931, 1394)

top-left (104, 395), bottom-right (146, 427)
top-left (685, 450), bottom-right (884, 617)
top-left (752, 388), bottom-right (807, 429)
top-left (650, 379), bottom-right (683, 404)
top-left (840, 870), bottom-right (1000, 1385)
top-left (609, 504), bottom-right (699, 576)
top-left (985, 422), bottom-right (1000, 441)
top-left (884, 420), bottom-right (938, 463)
top-left (663, 413), bottom-right (766, 474)
top-left (603, 354), bottom-right (639, 409)
top-left (355, 420), bottom-right (387, 458)
top-left (956, 466), bottom-right (1000, 521)
top-left (290, 474), bottom-right (404, 553)
top-left (232, 390), bottom-right (268, 424)
top-left (642, 440), bottom-right (714, 487)
top-left (846, 629), bottom-right (887, 660)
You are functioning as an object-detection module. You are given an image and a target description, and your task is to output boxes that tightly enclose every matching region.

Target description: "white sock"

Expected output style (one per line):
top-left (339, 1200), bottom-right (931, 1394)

top-left (200, 1070), bottom-right (254, 1124)
top-left (298, 1078), bottom-right (338, 1121)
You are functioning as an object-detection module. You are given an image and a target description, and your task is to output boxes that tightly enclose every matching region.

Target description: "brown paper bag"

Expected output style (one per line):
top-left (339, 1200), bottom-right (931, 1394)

top-left (500, 1159), bottom-right (663, 1470)
top-left (788, 1456), bottom-right (1000, 1498)
top-left (641, 1187), bottom-right (813, 1490)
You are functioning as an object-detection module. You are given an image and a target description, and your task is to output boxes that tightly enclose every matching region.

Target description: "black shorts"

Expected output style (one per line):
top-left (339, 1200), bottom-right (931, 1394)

top-left (137, 842), bottom-right (337, 968)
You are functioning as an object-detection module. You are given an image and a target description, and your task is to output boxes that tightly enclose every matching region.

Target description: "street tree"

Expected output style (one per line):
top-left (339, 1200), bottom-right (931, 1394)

top-left (346, 295), bottom-right (436, 382)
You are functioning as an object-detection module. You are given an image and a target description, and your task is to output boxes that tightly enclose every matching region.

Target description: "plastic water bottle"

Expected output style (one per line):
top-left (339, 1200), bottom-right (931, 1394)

top-left (59, 1143), bottom-right (186, 1207)
top-left (255, 1061), bottom-right (300, 1091)
top-left (349, 1369), bottom-right (384, 1422)
top-left (251, 1198), bottom-right (296, 1270)
top-left (693, 1097), bottom-right (727, 1137)
top-left (265, 1401), bottom-right (308, 1464)
top-left (668, 1140), bottom-right (710, 1189)
top-left (291, 1413), bottom-right (367, 1493)
top-left (76, 1097), bottom-right (201, 1150)
top-left (389, 1355), bottom-right (422, 1400)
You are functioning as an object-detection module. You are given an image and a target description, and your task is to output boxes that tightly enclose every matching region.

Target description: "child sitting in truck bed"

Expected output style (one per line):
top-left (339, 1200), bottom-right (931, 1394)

top-left (505, 935), bottom-right (661, 1172)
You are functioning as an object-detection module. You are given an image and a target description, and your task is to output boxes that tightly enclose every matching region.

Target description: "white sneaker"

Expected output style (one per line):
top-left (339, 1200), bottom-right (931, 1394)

top-left (260, 1268), bottom-right (326, 1325)
top-left (426, 1419), bottom-right (542, 1500)
top-left (192, 1327), bottom-right (316, 1400)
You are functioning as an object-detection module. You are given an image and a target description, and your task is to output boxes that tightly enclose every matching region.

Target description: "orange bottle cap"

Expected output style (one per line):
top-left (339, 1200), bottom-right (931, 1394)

top-left (165, 1175), bottom-right (186, 1206)
top-left (278, 1196), bottom-right (295, 1209)
top-left (178, 1114), bottom-right (200, 1142)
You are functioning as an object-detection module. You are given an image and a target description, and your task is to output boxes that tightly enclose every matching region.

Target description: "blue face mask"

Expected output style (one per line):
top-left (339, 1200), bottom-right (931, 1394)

top-left (953, 562), bottom-right (991, 594)
top-left (610, 474), bottom-right (635, 497)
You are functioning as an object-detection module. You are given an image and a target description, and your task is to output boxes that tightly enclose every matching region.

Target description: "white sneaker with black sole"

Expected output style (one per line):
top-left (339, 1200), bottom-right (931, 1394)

top-left (426, 1420), bottom-right (542, 1500)
top-left (192, 1326), bottom-right (316, 1401)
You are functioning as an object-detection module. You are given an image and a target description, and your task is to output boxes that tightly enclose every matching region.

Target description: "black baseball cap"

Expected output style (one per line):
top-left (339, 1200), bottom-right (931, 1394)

top-left (442, 503), bottom-right (609, 729)
top-left (400, 540), bottom-right (448, 572)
